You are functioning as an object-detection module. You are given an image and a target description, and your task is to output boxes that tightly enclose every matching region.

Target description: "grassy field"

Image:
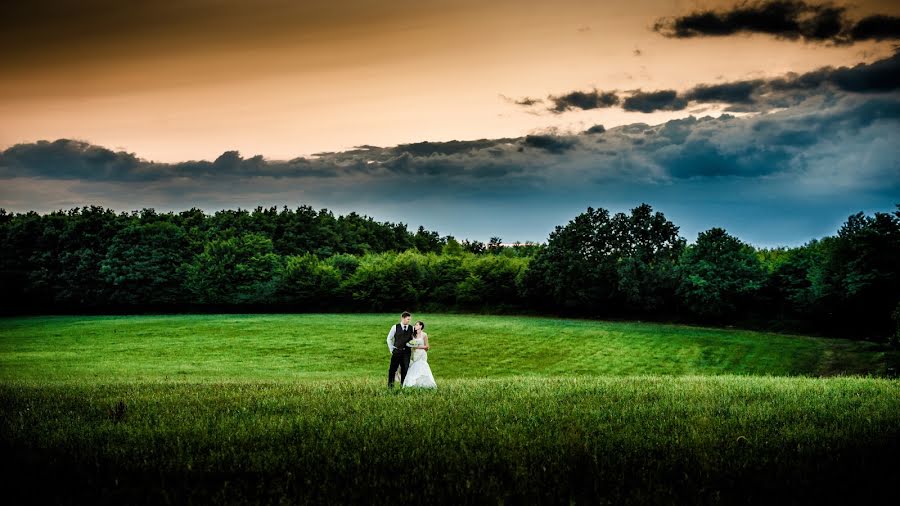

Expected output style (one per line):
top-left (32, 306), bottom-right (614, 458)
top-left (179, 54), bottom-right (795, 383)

top-left (0, 313), bottom-right (895, 382)
top-left (1, 314), bottom-right (899, 504)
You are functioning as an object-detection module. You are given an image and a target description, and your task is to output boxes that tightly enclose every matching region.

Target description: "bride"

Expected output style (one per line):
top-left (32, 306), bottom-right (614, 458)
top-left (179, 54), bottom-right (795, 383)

top-left (403, 320), bottom-right (437, 388)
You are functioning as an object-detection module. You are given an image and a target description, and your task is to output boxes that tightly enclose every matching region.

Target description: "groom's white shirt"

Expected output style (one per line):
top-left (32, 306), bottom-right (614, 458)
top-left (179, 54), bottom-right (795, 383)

top-left (386, 323), bottom-right (408, 353)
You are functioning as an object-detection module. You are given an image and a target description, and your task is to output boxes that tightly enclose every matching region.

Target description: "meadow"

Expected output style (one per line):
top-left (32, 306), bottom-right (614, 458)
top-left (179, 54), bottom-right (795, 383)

top-left (1, 314), bottom-right (899, 504)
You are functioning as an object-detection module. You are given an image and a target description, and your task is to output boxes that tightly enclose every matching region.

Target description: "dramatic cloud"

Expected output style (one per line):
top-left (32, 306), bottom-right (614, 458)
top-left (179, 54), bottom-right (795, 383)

top-left (623, 90), bottom-right (688, 113)
top-left (0, 137), bottom-right (555, 185)
top-left (3, 91), bottom-right (898, 245)
top-left (6, 93), bottom-right (897, 185)
top-left (0, 140), bottom-right (343, 182)
top-left (849, 14), bottom-right (900, 41)
top-left (523, 135), bottom-right (577, 154)
top-left (525, 51), bottom-right (900, 114)
top-left (683, 80), bottom-right (765, 105)
top-left (7, 58), bottom-right (900, 245)
top-left (0, 140), bottom-right (146, 181)
top-left (653, 0), bottom-right (900, 45)
top-left (548, 89), bottom-right (620, 113)
top-left (385, 139), bottom-right (515, 158)
top-left (797, 50), bottom-right (900, 93)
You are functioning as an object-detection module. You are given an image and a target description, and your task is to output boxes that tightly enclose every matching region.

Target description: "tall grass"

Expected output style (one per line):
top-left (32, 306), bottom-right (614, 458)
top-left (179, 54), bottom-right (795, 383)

top-left (1, 315), bottom-right (898, 504)
top-left (2, 377), bottom-right (898, 504)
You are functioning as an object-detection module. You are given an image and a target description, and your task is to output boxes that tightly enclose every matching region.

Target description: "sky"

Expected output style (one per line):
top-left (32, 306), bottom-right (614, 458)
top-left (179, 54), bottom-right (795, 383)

top-left (1, 0), bottom-right (899, 246)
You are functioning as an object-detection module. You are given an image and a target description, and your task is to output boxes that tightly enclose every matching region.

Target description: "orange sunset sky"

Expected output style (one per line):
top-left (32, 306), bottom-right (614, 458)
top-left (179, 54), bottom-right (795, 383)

top-left (2, 0), bottom-right (898, 161)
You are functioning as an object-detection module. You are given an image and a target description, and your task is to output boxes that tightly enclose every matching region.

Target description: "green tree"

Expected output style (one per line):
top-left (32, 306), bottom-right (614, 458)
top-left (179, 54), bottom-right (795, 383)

top-left (460, 254), bottom-right (528, 309)
top-left (461, 239), bottom-right (486, 255)
top-left (186, 233), bottom-right (283, 304)
top-left (272, 206), bottom-right (322, 255)
top-left (505, 242), bottom-right (544, 258)
top-left (0, 210), bottom-right (44, 309)
top-left (422, 253), bottom-right (468, 307)
top-left (811, 209), bottom-right (900, 336)
top-left (441, 236), bottom-right (464, 256)
top-left (487, 237), bottom-right (504, 255)
top-left (756, 242), bottom-right (826, 325)
top-left (326, 254), bottom-right (360, 280)
top-left (29, 207), bottom-right (123, 305)
top-left (206, 208), bottom-right (254, 240)
top-left (343, 251), bottom-right (424, 310)
top-left (522, 207), bottom-right (619, 314)
top-left (100, 221), bottom-right (192, 305)
top-left (612, 204), bottom-right (685, 314)
top-left (677, 228), bottom-right (766, 319)
top-left (414, 226), bottom-right (442, 253)
top-left (279, 254), bottom-right (341, 308)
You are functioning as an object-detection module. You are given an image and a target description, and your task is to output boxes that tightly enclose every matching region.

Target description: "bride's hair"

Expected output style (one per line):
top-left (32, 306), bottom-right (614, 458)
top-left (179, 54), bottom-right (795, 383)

top-left (415, 320), bottom-right (425, 334)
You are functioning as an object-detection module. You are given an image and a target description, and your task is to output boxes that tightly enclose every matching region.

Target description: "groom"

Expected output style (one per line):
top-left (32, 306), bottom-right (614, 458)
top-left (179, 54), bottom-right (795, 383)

top-left (386, 311), bottom-right (414, 388)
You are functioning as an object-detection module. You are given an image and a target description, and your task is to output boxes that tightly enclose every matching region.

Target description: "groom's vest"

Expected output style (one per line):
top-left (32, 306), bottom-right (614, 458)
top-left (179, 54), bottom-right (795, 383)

top-left (393, 324), bottom-right (414, 353)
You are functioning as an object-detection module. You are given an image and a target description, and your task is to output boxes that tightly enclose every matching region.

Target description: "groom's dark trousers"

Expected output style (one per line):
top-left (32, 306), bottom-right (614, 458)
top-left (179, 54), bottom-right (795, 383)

top-left (388, 349), bottom-right (411, 388)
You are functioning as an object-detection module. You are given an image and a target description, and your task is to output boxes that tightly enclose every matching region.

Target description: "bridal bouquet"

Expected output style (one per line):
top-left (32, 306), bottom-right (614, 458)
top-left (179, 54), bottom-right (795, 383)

top-left (406, 339), bottom-right (422, 348)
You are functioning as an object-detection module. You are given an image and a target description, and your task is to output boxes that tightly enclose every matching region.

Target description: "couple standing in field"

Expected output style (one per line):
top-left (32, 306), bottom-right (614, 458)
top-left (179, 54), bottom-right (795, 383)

top-left (386, 311), bottom-right (437, 389)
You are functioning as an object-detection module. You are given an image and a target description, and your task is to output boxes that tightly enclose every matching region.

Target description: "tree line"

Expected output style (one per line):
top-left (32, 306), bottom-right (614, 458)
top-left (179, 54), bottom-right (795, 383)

top-left (1, 204), bottom-right (897, 340)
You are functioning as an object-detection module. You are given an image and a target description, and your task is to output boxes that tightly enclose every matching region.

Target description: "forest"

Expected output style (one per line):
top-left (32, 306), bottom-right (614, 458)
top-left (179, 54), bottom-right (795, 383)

top-left (1, 203), bottom-right (897, 339)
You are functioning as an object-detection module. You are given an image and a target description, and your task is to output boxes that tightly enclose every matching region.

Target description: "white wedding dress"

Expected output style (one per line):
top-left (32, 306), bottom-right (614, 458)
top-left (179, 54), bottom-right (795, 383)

top-left (403, 333), bottom-right (437, 388)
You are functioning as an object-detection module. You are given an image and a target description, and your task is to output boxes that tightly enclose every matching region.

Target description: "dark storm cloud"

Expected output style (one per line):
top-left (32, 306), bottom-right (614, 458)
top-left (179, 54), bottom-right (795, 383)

top-left (0, 136), bottom-right (547, 185)
top-left (4, 93), bottom-right (898, 246)
top-left (523, 51), bottom-right (900, 114)
top-left (768, 50), bottom-right (900, 93)
top-left (622, 90), bottom-right (688, 113)
top-left (548, 89), bottom-right (619, 113)
top-left (523, 135), bottom-right (577, 154)
top-left (387, 139), bottom-right (514, 157)
top-left (0, 140), bottom-right (146, 180)
top-left (0, 139), bottom-right (347, 181)
top-left (4, 94), bottom-right (898, 190)
top-left (641, 95), bottom-right (900, 181)
top-left (850, 14), bottom-right (900, 41)
top-left (653, 0), bottom-right (900, 45)
top-left (654, 133), bottom-right (796, 178)
top-left (683, 80), bottom-right (765, 104)
top-left (6, 143), bottom-right (189, 181)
